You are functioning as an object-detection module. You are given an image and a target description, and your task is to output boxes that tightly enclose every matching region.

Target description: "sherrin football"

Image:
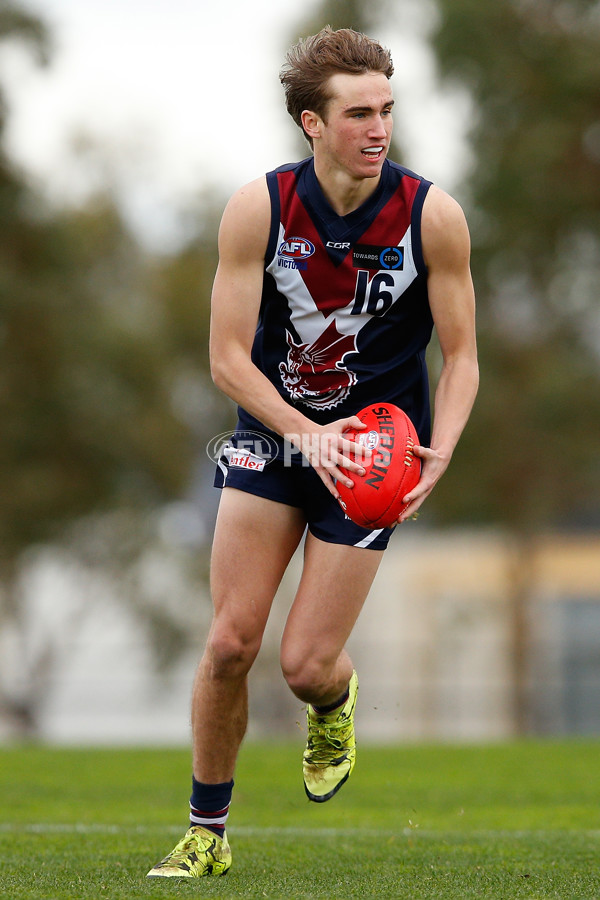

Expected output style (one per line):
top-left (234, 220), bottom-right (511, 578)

top-left (337, 403), bottom-right (421, 529)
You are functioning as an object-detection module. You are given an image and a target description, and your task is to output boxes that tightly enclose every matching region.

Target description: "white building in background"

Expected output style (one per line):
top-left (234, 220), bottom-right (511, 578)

top-left (2, 530), bottom-right (600, 744)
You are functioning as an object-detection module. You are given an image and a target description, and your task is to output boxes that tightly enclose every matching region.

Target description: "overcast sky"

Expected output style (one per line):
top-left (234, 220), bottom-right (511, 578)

top-left (1, 0), bottom-right (470, 248)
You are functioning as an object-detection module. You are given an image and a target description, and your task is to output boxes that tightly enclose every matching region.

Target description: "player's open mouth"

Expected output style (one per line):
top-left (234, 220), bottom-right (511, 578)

top-left (361, 146), bottom-right (384, 159)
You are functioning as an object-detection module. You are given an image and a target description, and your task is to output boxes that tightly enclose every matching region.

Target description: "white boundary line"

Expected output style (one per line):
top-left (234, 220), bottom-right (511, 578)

top-left (1, 823), bottom-right (599, 838)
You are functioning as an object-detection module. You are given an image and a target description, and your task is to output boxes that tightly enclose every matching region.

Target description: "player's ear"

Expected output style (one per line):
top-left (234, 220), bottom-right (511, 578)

top-left (301, 110), bottom-right (321, 141)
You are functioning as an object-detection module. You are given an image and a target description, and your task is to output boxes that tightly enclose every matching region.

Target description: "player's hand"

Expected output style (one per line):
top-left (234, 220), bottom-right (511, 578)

top-left (294, 416), bottom-right (371, 499)
top-left (397, 444), bottom-right (450, 522)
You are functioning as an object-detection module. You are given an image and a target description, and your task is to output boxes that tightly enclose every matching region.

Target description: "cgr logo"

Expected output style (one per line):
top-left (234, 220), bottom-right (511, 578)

top-left (278, 237), bottom-right (315, 260)
top-left (326, 241), bottom-right (351, 250)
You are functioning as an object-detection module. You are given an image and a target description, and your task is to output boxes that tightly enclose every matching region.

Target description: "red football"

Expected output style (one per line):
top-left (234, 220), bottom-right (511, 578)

top-left (337, 403), bottom-right (421, 529)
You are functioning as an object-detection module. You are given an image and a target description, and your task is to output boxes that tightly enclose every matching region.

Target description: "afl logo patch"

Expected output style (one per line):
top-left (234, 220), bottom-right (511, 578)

top-left (278, 237), bottom-right (315, 260)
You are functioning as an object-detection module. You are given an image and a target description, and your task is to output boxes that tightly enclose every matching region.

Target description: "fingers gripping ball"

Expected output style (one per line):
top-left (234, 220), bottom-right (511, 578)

top-left (337, 404), bottom-right (421, 529)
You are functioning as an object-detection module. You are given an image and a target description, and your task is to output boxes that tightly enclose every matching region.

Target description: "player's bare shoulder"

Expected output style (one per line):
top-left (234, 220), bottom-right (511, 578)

top-left (421, 184), bottom-right (471, 269)
top-left (218, 176), bottom-right (271, 261)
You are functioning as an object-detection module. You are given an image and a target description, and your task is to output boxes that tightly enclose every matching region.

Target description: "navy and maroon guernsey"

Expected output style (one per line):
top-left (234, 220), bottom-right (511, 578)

top-left (236, 156), bottom-right (434, 456)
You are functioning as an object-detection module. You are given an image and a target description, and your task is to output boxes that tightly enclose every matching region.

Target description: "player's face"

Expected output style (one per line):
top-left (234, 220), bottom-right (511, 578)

top-left (316, 72), bottom-right (394, 179)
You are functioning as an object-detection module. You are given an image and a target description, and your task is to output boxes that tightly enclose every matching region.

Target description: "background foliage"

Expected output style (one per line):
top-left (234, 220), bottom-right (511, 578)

top-left (1, 0), bottom-right (599, 735)
top-left (430, 0), bottom-right (600, 530)
top-left (0, 1), bottom-right (229, 731)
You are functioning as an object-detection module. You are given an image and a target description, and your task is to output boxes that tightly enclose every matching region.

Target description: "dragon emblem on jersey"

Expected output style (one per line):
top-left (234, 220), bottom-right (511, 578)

top-left (279, 321), bottom-right (357, 410)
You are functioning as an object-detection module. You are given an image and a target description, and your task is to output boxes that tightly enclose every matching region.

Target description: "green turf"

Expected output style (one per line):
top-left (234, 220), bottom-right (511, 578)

top-left (1, 741), bottom-right (600, 898)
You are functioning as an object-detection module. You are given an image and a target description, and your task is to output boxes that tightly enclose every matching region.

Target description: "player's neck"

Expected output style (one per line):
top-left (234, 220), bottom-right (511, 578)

top-left (313, 158), bottom-right (382, 217)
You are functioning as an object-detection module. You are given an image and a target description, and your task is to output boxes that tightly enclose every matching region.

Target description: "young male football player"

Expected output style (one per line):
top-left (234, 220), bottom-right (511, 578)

top-left (148, 25), bottom-right (478, 878)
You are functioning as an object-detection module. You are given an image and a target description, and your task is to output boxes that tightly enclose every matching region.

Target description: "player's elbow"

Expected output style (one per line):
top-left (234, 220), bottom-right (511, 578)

top-left (210, 352), bottom-right (227, 392)
top-left (210, 332), bottom-right (250, 391)
top-left (464, 353), bottom-right (480, 395)
top-left (444, 347), bottom-right (479, 388)
top-left (210, 343), bottom-right (236, 395)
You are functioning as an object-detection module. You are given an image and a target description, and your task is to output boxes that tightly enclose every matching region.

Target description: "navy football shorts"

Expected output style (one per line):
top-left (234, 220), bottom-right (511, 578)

top-left (213, 445), bottom-right (395, 551)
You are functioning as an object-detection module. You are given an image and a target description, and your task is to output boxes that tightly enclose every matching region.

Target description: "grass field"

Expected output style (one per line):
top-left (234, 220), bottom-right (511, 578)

top-left (1, 740), bottom-right (600, 899)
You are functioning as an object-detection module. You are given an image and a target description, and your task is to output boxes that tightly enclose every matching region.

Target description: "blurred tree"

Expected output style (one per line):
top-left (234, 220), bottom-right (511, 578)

top-left (428, 0), bottom-right (600, 732)
top-left (1, 198), bottom-right (193, 558)
top-left (0, 4), bottom-right (227, 736)
top-left (429, 0), bottom-right (600, 530)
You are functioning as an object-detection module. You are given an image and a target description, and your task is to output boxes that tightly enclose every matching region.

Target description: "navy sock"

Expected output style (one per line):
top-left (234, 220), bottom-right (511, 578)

top-left (312, 686), bottom-right (350, 716)
top-left (189, 777), bottom-right (234, 837)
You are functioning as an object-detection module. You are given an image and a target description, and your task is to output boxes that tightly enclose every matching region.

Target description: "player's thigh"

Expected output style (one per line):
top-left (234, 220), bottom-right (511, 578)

top-left (280, 532), bottom-right (384, 668)
top-left (211, 486), bottom-right (306, 637)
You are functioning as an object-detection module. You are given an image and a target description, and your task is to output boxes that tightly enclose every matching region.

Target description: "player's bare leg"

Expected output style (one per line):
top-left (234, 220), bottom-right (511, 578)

top-left (148, 488), bottom-right (305, 878)
top-left (193, 487), bottom-right (306, 782)
top-left (280, 534), bottom-right (383, 800)
top-left (280, 533), bottom-right (383, 704)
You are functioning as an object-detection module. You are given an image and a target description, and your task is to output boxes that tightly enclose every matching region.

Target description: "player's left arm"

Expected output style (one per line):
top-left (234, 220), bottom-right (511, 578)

top-left (399, 185), bottom-right (479, 522)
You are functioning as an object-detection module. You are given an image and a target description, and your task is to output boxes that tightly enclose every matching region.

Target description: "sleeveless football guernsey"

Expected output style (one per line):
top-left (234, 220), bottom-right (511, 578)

top-left (236, 156), bottom-right (434, 456)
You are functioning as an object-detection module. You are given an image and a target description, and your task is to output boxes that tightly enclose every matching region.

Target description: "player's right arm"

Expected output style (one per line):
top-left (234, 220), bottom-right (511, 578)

top-left (399, 185), bottom-right (479, 521)
top-left (209, 178), bottom-right (367, 496)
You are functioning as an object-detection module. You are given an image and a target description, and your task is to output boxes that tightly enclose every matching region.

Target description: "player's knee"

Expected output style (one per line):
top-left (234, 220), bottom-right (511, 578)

top-left (280, 654), bottom-right (329, 702)
top-left (206, 627), bottom-right (260, 679)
